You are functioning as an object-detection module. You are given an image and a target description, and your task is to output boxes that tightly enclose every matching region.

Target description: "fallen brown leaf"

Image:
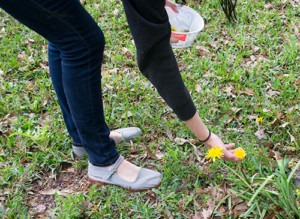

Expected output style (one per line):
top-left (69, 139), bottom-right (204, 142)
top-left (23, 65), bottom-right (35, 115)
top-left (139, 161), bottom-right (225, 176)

top-left (231, 107), bottom-right (242, 114)
top-left (264, 3), bottom-right (273, 9)
top-left (192, 210), bottom-right (202, 219)
top-left (200, 209), bottom-right (213, 219)
top-left (112, 8), bottom-right (119, 15)
top-left (195, 84), bottom-right (202, 93)
top-left (196, 188), bottom-right (210, 195)
top-left (240, 88), bottom-right (255, 96)
top-left (266, 90), bottom-right (280, 97)
top-left (271, 118), bottom-right (281, 127)
top-left (196, 45), bottom-right (211, 56)
top-left (284, 146), bottom-right (296, 155)
top-left (279, 122), bottom-right (289, 128)
top-left (269, 150), bottom-right (282, 160)
top-left (287, 130), bottom-right (295, 143)
top-left (17, 51), bottom-right (26, 66)
top-left (255, 129), bottom-right (267, 140)
top-left (121, 111), bottom-right (132, 119)
top-left (224, 85), bottom-right (236, 97)
top-left (165, 126), bottom-right (173, 141)
top-left (155, 151), bottom-right (165, 160)
top-left (38, 189), bottom-right (75, 196)
top-left (233, 202), bottom-right (248, 215)
top-left (174, 137), bottom-right (188, 145)
top-left (31, 204), bottom-right (46, 214)
top-left (144, 145), bottom-right (157, 159)
top-left (226, 128), bottom-right (245, 133)
top-left (165, 209), bottom-right (174, 219)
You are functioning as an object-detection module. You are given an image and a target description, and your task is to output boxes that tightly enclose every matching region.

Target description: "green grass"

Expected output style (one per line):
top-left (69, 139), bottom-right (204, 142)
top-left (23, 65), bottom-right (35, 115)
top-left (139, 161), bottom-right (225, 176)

top-left (0, 0), bottom-right (300, 218)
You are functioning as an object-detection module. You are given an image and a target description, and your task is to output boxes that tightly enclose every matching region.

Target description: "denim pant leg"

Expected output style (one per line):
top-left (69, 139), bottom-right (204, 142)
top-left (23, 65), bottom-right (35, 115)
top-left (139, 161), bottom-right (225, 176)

top-left (0, 0), bottom-right (119, 166)
top-left (48, 42), bottom-right (82, 147)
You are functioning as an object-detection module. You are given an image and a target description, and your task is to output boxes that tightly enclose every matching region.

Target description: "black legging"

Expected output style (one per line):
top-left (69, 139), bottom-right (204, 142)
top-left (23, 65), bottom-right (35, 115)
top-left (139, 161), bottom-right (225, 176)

top-left (122, 0), bottom-right (196, 121)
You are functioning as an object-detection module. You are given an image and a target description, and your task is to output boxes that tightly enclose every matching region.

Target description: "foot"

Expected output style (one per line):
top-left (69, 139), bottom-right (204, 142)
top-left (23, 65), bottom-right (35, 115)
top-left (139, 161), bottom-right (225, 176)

top-left (88, 155), bottom-right (162, 191)
top-left (112, 127), bottom-right (142, 144)
top-left (72, 127), bottom-right (142, 158)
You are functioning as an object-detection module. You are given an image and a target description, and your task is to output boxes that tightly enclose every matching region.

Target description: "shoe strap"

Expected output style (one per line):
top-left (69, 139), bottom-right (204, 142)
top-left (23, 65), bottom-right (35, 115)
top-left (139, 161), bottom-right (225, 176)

top-left (102, 155), bottom-right (124, 179)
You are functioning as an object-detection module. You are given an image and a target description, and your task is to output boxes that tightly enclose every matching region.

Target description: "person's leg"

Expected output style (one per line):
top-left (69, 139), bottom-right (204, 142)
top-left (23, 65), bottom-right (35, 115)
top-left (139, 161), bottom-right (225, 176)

top-left (49, 42), bottom-right (142, 156)
top-left (0, 0), bottom-right (117, 165)
top-left (0, 0), bottom-right (161, 190)
top-left (48, 42), bottom-right (82, 146)
top-left (121, 0), bottom-right (196, 121)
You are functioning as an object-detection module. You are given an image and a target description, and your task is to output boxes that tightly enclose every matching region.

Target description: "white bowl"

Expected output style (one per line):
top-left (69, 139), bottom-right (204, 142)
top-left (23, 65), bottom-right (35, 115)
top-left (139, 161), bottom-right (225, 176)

top-left (166, 5), bottom-right (205, 48)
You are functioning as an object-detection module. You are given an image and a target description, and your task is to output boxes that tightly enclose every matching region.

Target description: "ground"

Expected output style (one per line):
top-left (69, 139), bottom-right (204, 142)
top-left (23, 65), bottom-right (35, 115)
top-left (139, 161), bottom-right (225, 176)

top-left (0, 0), bottom-right (299, 218)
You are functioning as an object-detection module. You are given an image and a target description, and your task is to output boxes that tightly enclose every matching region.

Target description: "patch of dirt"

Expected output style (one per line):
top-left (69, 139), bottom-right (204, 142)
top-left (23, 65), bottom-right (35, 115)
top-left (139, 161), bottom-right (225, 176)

top-left (27, 164), bottom-right (91, 218)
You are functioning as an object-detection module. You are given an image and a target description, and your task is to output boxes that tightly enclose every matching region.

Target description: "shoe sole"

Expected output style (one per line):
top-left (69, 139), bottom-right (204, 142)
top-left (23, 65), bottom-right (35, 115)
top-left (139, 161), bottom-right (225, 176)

top-left (88, 177), bottom-right (160, 192)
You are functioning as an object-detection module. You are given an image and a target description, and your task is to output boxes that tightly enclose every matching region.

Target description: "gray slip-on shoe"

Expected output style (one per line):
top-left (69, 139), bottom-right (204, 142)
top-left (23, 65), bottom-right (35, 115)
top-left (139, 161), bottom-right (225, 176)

top-left (88, 155), bottom-right (162, 191)
top-left (72, 127), bottom-right (142, 158)
top-left (72, 145), bottom-right (88, 158)
top-left (113, 127), bottom-right (142, 144)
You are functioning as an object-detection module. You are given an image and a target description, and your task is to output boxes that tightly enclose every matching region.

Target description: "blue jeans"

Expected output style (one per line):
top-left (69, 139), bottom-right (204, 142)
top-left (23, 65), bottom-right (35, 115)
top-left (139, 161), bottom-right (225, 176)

top-left (0, 0), bottom-right (119, 166)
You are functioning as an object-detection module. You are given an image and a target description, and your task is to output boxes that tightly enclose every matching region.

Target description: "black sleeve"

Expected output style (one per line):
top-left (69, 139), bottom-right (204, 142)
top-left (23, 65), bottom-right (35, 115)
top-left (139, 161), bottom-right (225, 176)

top-left (121, 0), bottom-right (197, 121)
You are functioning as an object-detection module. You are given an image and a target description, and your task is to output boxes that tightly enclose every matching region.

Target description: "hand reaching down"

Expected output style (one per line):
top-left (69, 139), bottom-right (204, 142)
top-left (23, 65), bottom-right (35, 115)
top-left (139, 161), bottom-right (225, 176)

top-left (205, 132), bottom-right (242, 162)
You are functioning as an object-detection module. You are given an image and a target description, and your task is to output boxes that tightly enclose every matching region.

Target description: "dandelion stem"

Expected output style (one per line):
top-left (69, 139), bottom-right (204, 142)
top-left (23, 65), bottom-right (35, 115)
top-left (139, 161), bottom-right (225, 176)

top-left (221, 162), bottom-right (254, 192)
top-left (241, 166), bottom-right (251, 186)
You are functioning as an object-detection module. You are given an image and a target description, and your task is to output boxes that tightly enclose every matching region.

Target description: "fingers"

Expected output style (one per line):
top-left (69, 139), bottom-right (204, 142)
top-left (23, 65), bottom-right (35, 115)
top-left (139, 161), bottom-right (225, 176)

top-left (223, 146), bottom-right (243, 162)
top-left (165, 0), bottom-right (179, 13)
top-left (225, 143), bottom-right (235, 149)
top-left (224, 154), bottom-right (240, 162)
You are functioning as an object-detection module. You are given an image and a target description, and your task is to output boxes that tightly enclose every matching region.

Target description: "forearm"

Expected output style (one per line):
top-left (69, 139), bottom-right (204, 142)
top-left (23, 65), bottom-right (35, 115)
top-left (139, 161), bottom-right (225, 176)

top-left (183, 112), bottom-right (210, 141)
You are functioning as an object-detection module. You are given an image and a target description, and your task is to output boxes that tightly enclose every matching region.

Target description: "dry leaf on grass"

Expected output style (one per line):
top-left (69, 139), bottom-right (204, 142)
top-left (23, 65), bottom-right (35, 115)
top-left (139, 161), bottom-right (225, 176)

top-left (38, 189), bottom-right (75, 196)
top-left (269, 150), bottom-right (282, 160)
top-left (201, 209), bottom-right (213, 219)
top-left (224, 85), bottom-right (236, 97)
top-left (255, 129), bottom-right (267, 140)
top-left (174, 137), bottom-right (188, 145)
top-left (279, 122), bottom-right (289, 128)
top-left (231, 107), bottom-right (242, 116)
top-left (165, 209), bottom-right (174, 219)
top-left (30, 204), bottom-right (47, 214)
top-left (266, 90), bottom-right (280, 97)
top-left (233, 202), bottom-right (248, 215)
top-left (144, 145), bottom-right (157, 159)
top-left (121, 111), bottom-right (132, 119)
top-left (165, 126), bottom-right (173, 141)
top-left (196, 46), bottom-right (210, 56)
top-left (239, 88), bottom-right (255, 96)
top-left (192, 210), bottom-right (202, 219)
top-left (195, 84), bottom-right (202, 93)
top-left (264, 3), bottom-right (273, 9)
top-left (192, 209), bottom-right (213, 219)
top-left (287, 130), bottom-right (295, 143)
top-left (196, 188), bottom-right (210, 195)
top-left (155, 151), bottom-right (165, 160)
top-left (112, 8), bottom-right (119, 15)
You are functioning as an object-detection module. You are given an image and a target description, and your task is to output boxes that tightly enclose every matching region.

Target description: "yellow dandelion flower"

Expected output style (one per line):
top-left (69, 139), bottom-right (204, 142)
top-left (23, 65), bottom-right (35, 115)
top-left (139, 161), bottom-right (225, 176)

top-left (234, 147), bottom-right (246, 160)
top-left (205, 146), bottom-right (224, 162)
top-left (256, 117), bottom-right (263, 123)
top-left (296, 189), bottom-right (300, 197)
